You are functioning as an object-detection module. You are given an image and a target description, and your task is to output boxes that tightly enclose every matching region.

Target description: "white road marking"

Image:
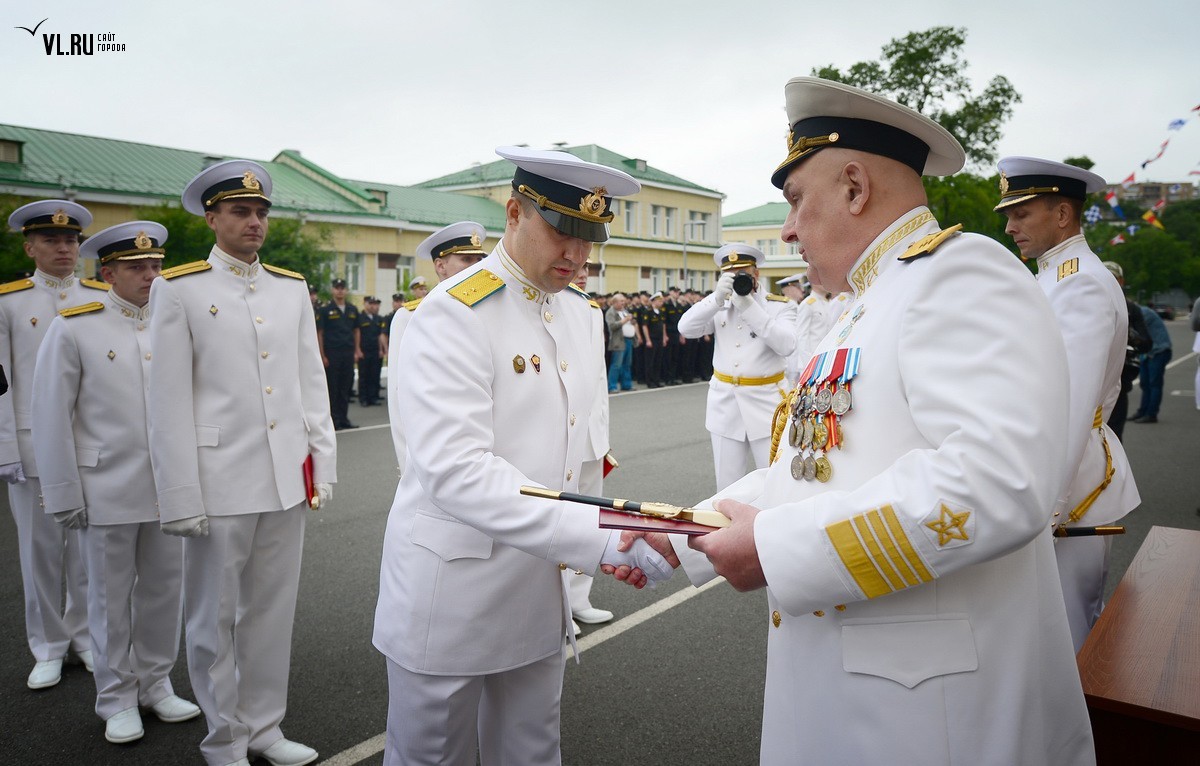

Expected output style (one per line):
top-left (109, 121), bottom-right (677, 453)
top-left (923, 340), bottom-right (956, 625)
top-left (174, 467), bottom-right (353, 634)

top-left (1166, 352), bottom-right (1197, 370)
top-left (319, 577), bottom-right (726, 765)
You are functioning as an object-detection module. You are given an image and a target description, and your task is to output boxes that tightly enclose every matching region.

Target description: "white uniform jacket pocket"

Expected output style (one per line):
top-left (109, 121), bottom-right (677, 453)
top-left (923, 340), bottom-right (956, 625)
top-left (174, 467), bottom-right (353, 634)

top-left (410, 512), bottom-right (494, 562)
top-left (842, 617), bottom-right (978, 689)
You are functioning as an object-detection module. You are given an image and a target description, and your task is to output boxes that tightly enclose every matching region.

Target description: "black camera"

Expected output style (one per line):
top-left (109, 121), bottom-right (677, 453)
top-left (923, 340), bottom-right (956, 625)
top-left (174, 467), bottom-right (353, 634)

top-left (732, 271), bottom-right (754, 296)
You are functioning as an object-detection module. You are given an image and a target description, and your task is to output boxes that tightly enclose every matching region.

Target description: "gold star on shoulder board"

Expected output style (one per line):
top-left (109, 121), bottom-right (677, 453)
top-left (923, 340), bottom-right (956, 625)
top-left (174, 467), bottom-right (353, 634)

top-left (925, 504), bottom-right (971, 547)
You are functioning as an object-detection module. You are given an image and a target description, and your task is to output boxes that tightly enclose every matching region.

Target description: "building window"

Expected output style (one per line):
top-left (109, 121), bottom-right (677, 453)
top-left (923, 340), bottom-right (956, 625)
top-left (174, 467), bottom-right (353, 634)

top-left (623, 200), bottom-right (638, 235)
top-left (651, 205), bottom-right (663, 237)
top-left (344, 253), bottom-right (364, 292)
top-left (397, 255), bottom-right (415, 295)
top-left (664, 207), bottom-right (676, 239)
top-left (0, 140), bottom-right (22, 164)
top-left (687, 211), bottom-right (710, 242)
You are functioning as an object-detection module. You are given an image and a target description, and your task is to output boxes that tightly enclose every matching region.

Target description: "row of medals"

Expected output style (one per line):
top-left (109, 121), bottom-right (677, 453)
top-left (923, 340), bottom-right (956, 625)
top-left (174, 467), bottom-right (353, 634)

top-left (788, 382), bottom-right (852, 482)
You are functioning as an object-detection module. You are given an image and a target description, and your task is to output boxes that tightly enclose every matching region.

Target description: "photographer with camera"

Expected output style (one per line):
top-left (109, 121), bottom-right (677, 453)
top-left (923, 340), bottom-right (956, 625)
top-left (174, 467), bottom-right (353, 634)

top-left (678, 244), bottom-right (798, 489)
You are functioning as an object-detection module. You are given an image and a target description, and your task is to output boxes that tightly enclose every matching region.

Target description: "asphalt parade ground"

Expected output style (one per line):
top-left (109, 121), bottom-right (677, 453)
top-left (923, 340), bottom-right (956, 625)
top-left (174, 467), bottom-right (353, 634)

top-left (1, 320), bottom-right (1197, 765)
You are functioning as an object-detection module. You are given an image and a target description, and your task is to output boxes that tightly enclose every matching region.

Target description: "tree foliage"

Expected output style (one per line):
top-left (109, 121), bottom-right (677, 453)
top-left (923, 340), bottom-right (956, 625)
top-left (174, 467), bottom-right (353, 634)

top-left (813, 26), bottom-right (1021, 168)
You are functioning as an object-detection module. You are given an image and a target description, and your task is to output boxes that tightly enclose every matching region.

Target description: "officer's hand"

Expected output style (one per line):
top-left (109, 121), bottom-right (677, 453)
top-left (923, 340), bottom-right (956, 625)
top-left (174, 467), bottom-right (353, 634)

top-left (161, 514), bottom-right (209, 538)
top-left (354, 348), bottom-right (364, 362)
top-left (600, 533), bottom-right (674, 589)
top-left (0, 461), bottom-right (26, 484)
top-left (314, 482), bottom-right (333, 509)
top-left (53, 507), bottom-right (87, 529)
top-left (688, 498), bottom-right (765, 591)
top-left (731, 290), bottom-right (754, 313)
top-left (715, 272), bottom-right (735, 303)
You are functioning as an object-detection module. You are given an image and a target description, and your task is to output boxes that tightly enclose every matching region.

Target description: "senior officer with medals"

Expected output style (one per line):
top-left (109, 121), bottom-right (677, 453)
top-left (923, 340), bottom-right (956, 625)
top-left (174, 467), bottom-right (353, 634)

top-left (1, 199), bottom-right (101, 690)
top-left (386, 221), bottom-right (488, 469)
top-left (148, 160), bottom-right (336, 766)
top-left (32, 222), bottom-right (201, 744)
top-left (996, 156), bottom-right (1140, 651)
top-left (661, 78), bottom-right (1094, 765)
top-left (374, 147), bottom-right (674, 766)
top-left (678, 243), bottom-right (798, 490)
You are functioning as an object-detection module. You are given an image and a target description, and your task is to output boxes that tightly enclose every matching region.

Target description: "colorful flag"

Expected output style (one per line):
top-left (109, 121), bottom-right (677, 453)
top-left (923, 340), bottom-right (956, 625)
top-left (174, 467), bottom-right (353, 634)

top-left (1109, 234), bottom-right (1126, 246)
top-left (1142, 210), bottom-right (1165, 230)
top-left (1169, 184), bottom-right (1182, 193)
top-left (1104, 190), bottom-right (1125, 219)
top-left (1153, 198), bottom-right (1167, 212)
top-left (1127, 224), bottom-right (1140, 236)
top-left (1084, 205), bottom-right (1102, 224)
top-left (1140, 140), bottom-right (1169, 169)
top-left (1120, 173), bottom-right (1136, 189)
top-left (1168, 119), bottom-right (1187, 131)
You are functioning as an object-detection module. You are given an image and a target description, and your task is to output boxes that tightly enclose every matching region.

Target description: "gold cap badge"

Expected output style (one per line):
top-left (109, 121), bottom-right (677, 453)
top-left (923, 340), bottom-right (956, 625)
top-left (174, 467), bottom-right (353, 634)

top-left (134, 231), bottom-right (152, 250)
top-left (242, 171), bottom-right (262, 191)
top-left (470, 231), bottom-right (481, 247)
top-left (999, 171), bottom-right (1009, 195)
top-left (580, 187), bottom-right (608, 217)
top-left (51, 209), bottom-right (69, 226)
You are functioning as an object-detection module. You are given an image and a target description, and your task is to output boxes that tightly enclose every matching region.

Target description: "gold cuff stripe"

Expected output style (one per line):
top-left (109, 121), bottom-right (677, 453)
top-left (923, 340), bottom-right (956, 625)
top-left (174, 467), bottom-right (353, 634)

top-left (517, 184), bottom-right (614, 224)
top-left (827, 519), bottom-right (893, 599)
top-left (867, 509), bottom-right (920, 587)
top-left (853, 514), bottom-right (907, 592)
top-left (712, 370), bottom-right (786, 386)
top-left (881, 505), bottom-right (933, 582)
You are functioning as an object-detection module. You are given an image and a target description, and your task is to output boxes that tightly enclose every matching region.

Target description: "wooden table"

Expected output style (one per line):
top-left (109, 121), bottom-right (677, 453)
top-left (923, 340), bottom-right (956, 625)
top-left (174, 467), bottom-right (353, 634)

top-left (1077, 525), bottom-right (1200, 764)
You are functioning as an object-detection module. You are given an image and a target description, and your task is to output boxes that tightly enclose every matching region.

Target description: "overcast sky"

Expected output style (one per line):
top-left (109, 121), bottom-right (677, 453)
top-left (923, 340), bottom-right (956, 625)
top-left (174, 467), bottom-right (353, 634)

top-left (3, 0), bottom-right (1198, 215)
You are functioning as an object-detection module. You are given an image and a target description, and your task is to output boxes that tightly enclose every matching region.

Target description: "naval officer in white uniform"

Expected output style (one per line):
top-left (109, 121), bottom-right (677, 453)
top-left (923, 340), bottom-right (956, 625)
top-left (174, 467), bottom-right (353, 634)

top-left (1, 199), bottom-right (100, 690)
top-left (148, 160), bottom-right (336, 766)
top-left (678, 244), bottom-right (798, 490)
top-left (32, 221), bottom-right (201, 744)
top-left (665, 77), bottom-right (1094, 765)
top-left (996, 156), bottom-right (1140, 650)
top-left (386, 221), bottom-right (488, 469)
top-left (374, 146), bottom-right (673, 766)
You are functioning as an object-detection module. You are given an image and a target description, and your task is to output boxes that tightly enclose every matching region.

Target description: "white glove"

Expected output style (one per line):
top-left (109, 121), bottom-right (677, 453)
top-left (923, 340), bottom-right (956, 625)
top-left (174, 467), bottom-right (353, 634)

top-left (601, 533), bottom-right (674, 588)
top-left (731, 289), bottom-right (755, 313)
top-left (162, 514), bottom-right (209, 538)
top-left (0, 461), bottom-right (26, 484)
top-left (714, 272), bottom-right (735, 304)
top-left (53, 507), bottom-right (87, 529)
top-left (315, 482), bottom-right (333, 509)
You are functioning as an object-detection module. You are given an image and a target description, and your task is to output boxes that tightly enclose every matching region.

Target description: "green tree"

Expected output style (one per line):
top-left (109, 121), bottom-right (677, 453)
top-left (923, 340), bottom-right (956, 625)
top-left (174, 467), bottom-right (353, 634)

top-left (813, 26), bottom-right (1021, 168)
top-left (133, 202), bottom-right (214, 269)
top-left (923, 172), bottom-right (1011, 251)
top-left (0, 194), bottom-right (38, 281)
top-left (1063, 156), bottom-right (1095, 170)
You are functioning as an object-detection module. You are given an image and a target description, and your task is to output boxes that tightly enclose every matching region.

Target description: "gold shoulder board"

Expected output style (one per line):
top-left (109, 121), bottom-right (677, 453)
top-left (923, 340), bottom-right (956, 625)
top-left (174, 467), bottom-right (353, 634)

top-left (1057, 258), bottom-right (1080, 282)
top-left (80, 278), bottom-right (110, 291)
top-left (263, 264), bottom-right (305, 280)
top-left (567, 283), bottom-right (600, 309)
top-left (898, 224), bottom-right (964, 262)
top-left (447, 269), bottom-right (504, 308)
top-left (161, 261), bottom-right (213, 280)
top-left (403, 297), bottom-right (423, 312)
top-left (59, 301), bottom-right (105, 319)
top-left (804, 296), bottom-right (816, 305)
top-left (765, 293), bottom-right (788, 302)
top-left (0, 279), bottom-right (34, 296)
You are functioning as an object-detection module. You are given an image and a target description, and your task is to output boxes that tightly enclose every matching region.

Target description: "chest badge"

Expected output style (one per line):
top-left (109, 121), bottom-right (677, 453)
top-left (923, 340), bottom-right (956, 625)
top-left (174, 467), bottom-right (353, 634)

top-left (30, 317), bottom-right (37, 327)
top-left (107, 350), bottom-right (116, 361)
top-left (531, 354), bottom-right (542, 373)
top-left (513, 355), bottom-right (526, 374)
top-left (775, 346), bottom-right (861, 484)
top-left (209, 305), bottom-right (219, 316)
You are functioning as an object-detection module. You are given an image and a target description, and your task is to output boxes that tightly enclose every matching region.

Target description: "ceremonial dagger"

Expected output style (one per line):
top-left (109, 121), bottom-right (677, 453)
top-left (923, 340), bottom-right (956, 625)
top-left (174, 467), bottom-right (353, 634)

top-left (1053, 525), bottom-right (1125, 538)
top-left (519, 486), bottom-right (730, 529)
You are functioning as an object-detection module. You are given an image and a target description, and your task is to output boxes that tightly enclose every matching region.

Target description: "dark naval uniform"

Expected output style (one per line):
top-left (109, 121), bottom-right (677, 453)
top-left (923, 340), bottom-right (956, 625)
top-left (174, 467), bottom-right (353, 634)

top-left (318, 300), bottom-right (359, 428)
top-left (358, 309), bottom-right (387, 406)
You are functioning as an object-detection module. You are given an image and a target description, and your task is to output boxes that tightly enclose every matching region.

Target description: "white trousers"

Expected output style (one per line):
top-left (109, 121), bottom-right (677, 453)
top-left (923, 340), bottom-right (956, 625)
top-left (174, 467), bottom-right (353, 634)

top-left (1054, 535), bottom-right (1110, 652)
top-left (183, 507), bottom-right (305, 766)
top-left (384, 649), bottom-right (565, 766)
top-left (710, 433), bottom-right (770, 491)
top-left (87, 521), bottom-right (183, 719)
top-left (8, 477), bottom-right (90, 661)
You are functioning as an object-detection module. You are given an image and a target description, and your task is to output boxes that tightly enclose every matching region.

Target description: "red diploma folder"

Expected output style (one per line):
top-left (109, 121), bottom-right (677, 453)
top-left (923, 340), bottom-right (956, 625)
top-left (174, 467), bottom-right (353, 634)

top-left (303, 455), bottom-right (318, 509)
top-left (599, 508), bottom-right (720, 536)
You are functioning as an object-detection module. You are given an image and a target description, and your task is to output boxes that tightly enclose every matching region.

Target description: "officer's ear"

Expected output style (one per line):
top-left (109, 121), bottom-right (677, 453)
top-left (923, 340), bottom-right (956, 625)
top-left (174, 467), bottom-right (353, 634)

top-left (842, 161), bottom-right (870, 216)
top-left (505, 196), bottom-right (523, 230)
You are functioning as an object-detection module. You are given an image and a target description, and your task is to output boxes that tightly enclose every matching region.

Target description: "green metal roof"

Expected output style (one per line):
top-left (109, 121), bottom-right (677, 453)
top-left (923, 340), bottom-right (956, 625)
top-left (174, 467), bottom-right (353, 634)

top-left (351, 180), bottom-right (507, 230)
top-left (723, 202), bottom-right (787, 228)
top-left (0, 124), bottom-right (389, 218)
top-left (416, 144), bottom-right (722, 196)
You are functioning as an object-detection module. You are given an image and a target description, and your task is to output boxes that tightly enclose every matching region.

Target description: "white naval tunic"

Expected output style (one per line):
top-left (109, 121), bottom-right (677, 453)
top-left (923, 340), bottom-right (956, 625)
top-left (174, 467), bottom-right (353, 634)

top-left (374, 242), bottom-right (612, 677)
top-left (386, 301), bottom-right (417, 469)
top-left (1034, 234), bottom-right (1140, 650)
top-left (786, 292), bottom-right (836, 385)
top-left (32, 290), bottom-right (183, 719)
top-left (0, 269), bottom-right (100, 660)
top-left (147, 246), bottom-right (336, 766)
top-left (673, 208), bottom-right (1094, 766)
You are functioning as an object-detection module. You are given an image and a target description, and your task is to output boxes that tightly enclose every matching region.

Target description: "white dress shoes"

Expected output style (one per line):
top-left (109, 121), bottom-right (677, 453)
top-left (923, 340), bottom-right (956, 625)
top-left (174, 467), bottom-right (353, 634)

top-left (573, 607), bottom-right (614, 625)
top-left (257, 738), bottom-right (318, 766)
top-left (77, 649), bottom-right (95, 673)
top-left (27, 658), bottom-right (63, 689)
top-left (572, 620), bottom-right (582, 637)
top-left (222, 760), bottom-right (250, 766)
top-left (105, 707), bottom-right (144, 744)
top-left (149, 694), bottom-right (202, 723)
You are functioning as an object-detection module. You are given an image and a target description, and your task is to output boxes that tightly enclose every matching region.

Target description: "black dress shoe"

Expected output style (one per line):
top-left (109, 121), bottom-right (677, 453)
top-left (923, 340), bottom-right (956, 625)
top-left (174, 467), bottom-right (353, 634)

top-left (1127, 412), bottom-right (1145, 421)
top-left (336, 421), bottom-right (359, 430)
top-left (1134, 416), bottom-right (1158, 423)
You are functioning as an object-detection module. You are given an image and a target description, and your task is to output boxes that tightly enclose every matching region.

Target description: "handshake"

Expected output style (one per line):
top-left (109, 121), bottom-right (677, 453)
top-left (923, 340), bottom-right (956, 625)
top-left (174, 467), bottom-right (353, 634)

top-left (598, 531), bottom-right (679, 589)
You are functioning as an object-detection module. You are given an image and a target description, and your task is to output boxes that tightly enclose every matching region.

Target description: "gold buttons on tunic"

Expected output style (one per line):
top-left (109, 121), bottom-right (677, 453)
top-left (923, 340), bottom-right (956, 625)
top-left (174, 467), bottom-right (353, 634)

top-left (249, 283), bottom-right (256, 292)
top-left (835, 605), bottom-right (846, 612)
top-left (255, 316), bottom-right (263, 324)
top-left (558, 563), bottom-right (568, 571)
top-left (771, 611), bottom-right (781, 628)
top-left (144, 353), bottom-right (152, 360)
top-left (261, 351), bottom-right (269, 359)
top-left (59, 291), bottom-right (67, 299)
top-left (269, 421), bottom-right (276, 430)
top-left (570, 414), bottom-right (576, 426)
top-left (560, 360), bottom-right (568, 372)
top-left (544, 311), bottom-right (553, 323)
top-left (566, 469), bottom-right (573, 481)
top-left (813, 610), bottom-right (825, 617)
top-left (265, 386), bottom-right (273, 394)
